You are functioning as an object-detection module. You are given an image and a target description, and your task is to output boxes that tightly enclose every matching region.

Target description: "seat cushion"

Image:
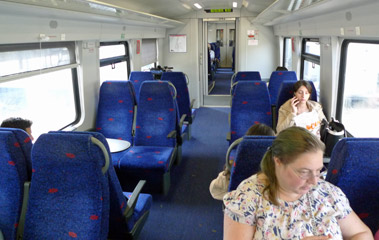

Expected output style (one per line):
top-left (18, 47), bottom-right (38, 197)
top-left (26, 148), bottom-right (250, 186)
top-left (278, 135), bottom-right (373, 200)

top-left (118, 146), bottom-right (175, 173)
top-left (123, 192), bottom-right (153, 232)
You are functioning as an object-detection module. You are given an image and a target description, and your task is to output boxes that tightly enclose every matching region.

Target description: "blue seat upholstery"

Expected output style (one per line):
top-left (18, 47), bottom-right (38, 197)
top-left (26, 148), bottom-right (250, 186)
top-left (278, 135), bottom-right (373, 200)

top-left (229, 81), bottom-right (272, 144)
top-left (0, 128), bottom-right (32, 180)
top-left (116, 81), bottom-right (178, 195)
top-left (129, 71), bottom-right (154, 103)
top-left (268, 71), bottom-right (297, 105)
top-left (231, 71), bottom-right (261, 85)
top-left (230, 71), bottom-right (262, 95)
top-left (50, 131), bottom-right (153, 239)
top-left (227, 136), bottom-right (275, 191)
top-left (308, 80), bottom-right (318, 102)
top-left (325, 138), bottom-right (379, 233)
top-left (0, 130), bottom-right (28, 240)
top-left (161, 71), bottom-right (196, 140)
top-left (23, 132), bottom-right (110, 239)
top-left (95, 81), bottom-right (136, 144)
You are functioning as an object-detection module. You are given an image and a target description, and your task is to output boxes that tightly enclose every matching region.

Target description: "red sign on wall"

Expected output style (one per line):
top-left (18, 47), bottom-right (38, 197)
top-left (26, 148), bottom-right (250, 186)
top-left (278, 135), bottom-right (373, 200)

top-left (136, 40), bottom-right (140, 54)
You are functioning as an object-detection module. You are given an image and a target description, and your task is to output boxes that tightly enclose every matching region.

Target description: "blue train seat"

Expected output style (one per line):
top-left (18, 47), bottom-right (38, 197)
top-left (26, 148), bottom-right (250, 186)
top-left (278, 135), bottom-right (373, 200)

top-left (0, 130), bottom-right (28, 240)
top-left (22, 132), bottom-right (110, 239)
top-left (49, 131), bottom-right (153, 239)
top-left (161, 71), bottom-right (196, 140)
top-left (229, 81), bottom-right (272, 145)
top-left (95, 81), bottom-right (136, 145)
top-left (226, 136), bottom-right (275, 191)
top-left (117, 81), bottom-right (178, 195)
top-left (0, 128), bottom-right (32, 180)
top-left (326, 138), bottom-right (379, 234)
top-left (230, 71), bottom-right (262, 95)
top-left (268, 71), bottom-right (297, 106)
top-left (129, 71), bottom-right (154, 103)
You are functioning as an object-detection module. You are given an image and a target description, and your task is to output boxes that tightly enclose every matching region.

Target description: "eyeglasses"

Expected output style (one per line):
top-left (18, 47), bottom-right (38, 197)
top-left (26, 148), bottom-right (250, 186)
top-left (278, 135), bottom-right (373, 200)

top-left (290, 166), bottom-right (326, 180)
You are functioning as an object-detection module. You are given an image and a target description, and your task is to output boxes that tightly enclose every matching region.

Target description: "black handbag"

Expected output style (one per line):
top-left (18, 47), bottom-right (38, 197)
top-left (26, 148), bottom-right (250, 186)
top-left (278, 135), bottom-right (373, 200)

top-left (321, 118), bottom-right (346, 157)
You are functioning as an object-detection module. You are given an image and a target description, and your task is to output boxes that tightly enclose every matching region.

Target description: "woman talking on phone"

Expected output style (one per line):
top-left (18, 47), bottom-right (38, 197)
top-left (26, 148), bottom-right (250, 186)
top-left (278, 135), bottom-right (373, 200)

top-left (276, 80), bottom-right (326, 138)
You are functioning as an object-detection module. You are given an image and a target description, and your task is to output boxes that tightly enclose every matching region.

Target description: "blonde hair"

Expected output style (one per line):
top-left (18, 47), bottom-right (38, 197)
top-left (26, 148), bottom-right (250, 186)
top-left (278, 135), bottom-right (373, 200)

top-left (260, 126), bottom-right (325, 205)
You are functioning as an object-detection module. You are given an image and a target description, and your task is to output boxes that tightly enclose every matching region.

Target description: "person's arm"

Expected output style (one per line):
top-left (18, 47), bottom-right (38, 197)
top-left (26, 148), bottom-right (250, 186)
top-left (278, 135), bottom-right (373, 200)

top-left (224, 214), bottom-right (256, 240)
top-left (276, 102), bottom-right (296, 133)
top-left (339, 211), bottom-right (373, 240)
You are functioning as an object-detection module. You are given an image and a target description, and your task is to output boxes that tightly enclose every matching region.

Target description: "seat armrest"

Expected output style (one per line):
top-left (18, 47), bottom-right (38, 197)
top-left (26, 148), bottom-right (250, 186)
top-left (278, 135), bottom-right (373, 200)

top-left (167, 130), bottom-right (177, 138)
top-left (226, 132), bottom-right (231, 141)
top-left (190, 99), bottom-right (196, 109)
top-left (124, 180), bottom-right (146, 219)
top-left (17, 181), bottom-right (31, 240)
top-left (225, 138), bottom-right (243, 171)
top-left (179, 114), bottom-right (187, 128)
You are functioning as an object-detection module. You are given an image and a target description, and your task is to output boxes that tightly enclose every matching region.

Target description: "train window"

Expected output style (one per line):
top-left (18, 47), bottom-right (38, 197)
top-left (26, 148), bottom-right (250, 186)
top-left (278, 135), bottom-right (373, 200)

top-left (337, 40), bottom-right (379, 137)
top-left (301, 38), bottom-right (320, 98)
top-left (0, 42), bottom-right (79, 140)
top-left (141, 39), bottom-right (157, 71)
top-left (283, 37), bottom-right (293, 71)
top-left (99, 42), bottom-right (130, 83)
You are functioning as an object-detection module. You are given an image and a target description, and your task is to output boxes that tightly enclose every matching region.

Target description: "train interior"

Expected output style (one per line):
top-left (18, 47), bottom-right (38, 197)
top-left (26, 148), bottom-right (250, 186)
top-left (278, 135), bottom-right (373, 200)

top-left (0, 0), bottom-right (379, 239)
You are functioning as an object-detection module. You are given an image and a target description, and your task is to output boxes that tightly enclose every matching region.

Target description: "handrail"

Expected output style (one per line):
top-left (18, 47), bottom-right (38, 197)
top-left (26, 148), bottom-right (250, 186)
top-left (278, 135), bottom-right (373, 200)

top-left (91, 137), bottom-right (110, 174)
top-left (225, 138), bottom-right (244, 171)
top-left (167, 81), bottom-right (177, 99)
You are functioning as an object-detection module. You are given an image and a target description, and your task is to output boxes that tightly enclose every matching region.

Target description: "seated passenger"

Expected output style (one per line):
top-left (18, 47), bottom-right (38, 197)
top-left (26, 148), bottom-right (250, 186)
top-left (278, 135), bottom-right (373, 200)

top-left (224, 126), bottom-right (373, 240)
top-left (276, 80), bottom-right (326, 138)
top-left (1, 117), bottom-right (34, 141)
top-left (276, 66), bottom-right (288, 71)
top-left (245, 123), bottom-right (275, 136)
top-left (209, 124), bottom-right (275, 200)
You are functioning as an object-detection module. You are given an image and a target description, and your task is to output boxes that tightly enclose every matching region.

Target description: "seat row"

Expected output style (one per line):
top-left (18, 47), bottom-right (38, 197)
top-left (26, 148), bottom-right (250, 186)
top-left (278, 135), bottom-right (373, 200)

top-left (230, 70), bottom-right (299, 103)
top-left (96, 72), bottom-right (196, 195)
top-left (0, 128), bottom-right (151, 240)
top-left (225, 135), bottom-right (379, 235)
top-left (228, 77), bottom-right (317, 143)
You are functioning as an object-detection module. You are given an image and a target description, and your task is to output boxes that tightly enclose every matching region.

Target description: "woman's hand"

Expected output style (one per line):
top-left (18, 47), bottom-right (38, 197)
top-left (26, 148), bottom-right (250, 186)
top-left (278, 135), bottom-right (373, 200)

top-left (301, 234), bottom-right (332, 240)
top-left (291, 96), bottom-right (299, 114)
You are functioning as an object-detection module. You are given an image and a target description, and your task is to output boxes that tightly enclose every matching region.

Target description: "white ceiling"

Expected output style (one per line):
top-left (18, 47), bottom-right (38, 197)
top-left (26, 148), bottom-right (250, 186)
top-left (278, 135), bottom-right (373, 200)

top-left (95, 0), bottom-right (276, 19)
top-left (3, 0), bottom-right (374, 27)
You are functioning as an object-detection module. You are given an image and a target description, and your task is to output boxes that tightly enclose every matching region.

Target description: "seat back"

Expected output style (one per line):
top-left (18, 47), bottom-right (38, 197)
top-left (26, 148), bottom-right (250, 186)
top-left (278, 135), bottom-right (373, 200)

top-left (230, 81), bottom-right (272, 144)
top-left (95, 81), bottom-right (136, 143)
top-left (231, 71), bottom-right (261, 85)
top-left (308, 80), bottom-right (318, 102)
top-left (161, 71), bottom-right (192, 123)
top-left (49, 131), bottom-right (151, 238)
top-left (0, 130), bottom-right (28, 240)
top-left (134, 81), bottom-right (177, 147)
top-left (0, 128), bottom-right (32, 179)
top-left (325, 138), bottom-right (379, 233)
top-left (24, 132), bottom-right (110, 239)
top-left (268, 71), bottom-right (297, 105)
top-left (228, 136), bottom-right (275, 191)
top-left (129, 71), bottom-right (154, 103)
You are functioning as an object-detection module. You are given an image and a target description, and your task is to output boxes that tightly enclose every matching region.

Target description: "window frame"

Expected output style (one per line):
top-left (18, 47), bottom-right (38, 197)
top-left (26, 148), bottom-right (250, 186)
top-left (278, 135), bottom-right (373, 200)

top-left (336, 39), bottom-right (379, 124)
top-left (0, 41), bottom-right (81, 131)
top-left (283, 37), bottom-right (292, 70)
top-left (300, 38), bottom-right (320, 79)
top-left (99, 41), bottom-right (130, 79)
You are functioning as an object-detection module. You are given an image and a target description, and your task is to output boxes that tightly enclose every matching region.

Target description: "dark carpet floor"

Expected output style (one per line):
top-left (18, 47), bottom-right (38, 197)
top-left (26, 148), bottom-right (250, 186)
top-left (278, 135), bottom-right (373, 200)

top-left (139, 107), bottom-right (230, 240)
top-left (209, 68), bottom-right (234, 95)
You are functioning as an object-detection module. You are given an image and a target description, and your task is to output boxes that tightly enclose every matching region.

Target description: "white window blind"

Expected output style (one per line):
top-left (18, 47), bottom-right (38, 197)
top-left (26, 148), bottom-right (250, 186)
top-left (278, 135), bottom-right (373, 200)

top-left (141, 39), bottom-right (157, 66)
